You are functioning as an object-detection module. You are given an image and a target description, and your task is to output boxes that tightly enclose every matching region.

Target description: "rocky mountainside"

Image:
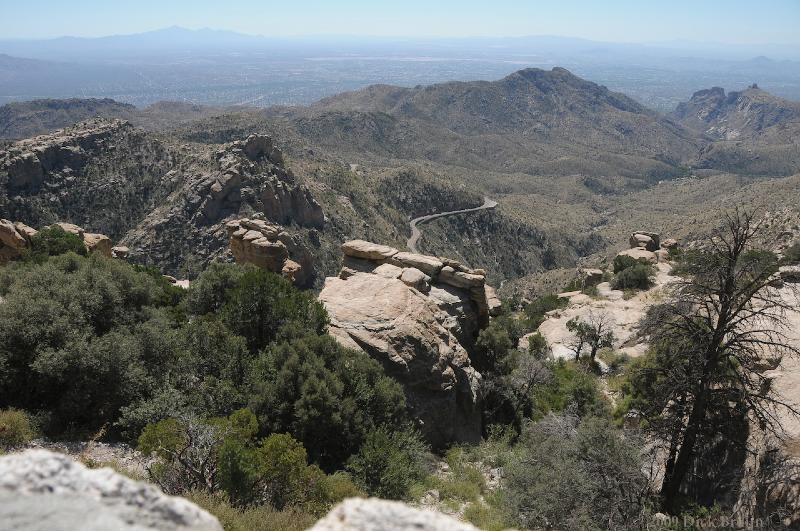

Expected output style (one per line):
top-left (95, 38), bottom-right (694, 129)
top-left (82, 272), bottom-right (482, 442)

top-left (672, 85), bottom-right (800, 140)
top-left (270, 67), bottom-right (699, 181)
top-left (672, 86), bottom-right (800, 175)
top-left (0, 120), bottom-right (329, 280)
top-left (0, 119), bottom-right (177, 238)
top-left (2, 69), bottom-right (800, 289)
top-left (0, 99), bottom-right (138, 140)
top-left (0, 98), bottom-right (238, 140)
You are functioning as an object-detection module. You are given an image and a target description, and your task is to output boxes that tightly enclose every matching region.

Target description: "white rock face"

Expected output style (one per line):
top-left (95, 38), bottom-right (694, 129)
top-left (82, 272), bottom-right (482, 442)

top-left (536, 262), bottom-right (680, 361)
top-left (319, 241), bottom-right (504, 447)
top-left (0, 450), bottom-right (222, 531)
top-left (319, 271), bottom-right (482, 447)
top-left (309, 498), bottom-right (479, 531)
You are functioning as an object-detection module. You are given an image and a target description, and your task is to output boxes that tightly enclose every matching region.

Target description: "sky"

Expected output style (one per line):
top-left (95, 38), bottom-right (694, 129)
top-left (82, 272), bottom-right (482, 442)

top-left (1, 0), bottom-right (799, 45)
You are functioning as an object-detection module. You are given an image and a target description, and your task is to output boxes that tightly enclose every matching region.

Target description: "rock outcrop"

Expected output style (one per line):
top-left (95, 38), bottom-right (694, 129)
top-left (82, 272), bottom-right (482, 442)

top-left (0, 219), bottom-right (36, 263)
top-left (119, 133), bottom-right (325, 278)
top-left (202, 134), bottom-right (324, 228)
top-left (0, 218), bottom-right (117, 263)
top-left (319, 241), bottom-right (501, 447)
top-left (225, 218), bottom-right (314, 286)
top-left (0, 119), bottom-right (178, 244)
top-left (1, 119), bottom-right (125, 192)
top-left (617, 231), bottom-right (674, 264)
top-left (310, 498), bottom-right (478, 531)
top-left (0, 450), bottom-right (222, 531)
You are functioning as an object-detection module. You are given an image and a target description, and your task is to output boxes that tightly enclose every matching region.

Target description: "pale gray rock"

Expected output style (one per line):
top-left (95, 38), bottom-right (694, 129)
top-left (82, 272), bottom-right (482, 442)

top-left (309, 498), bottom-right (479, 531)
top-left (391, 252), bottom-right (444, 276)
top-left (319, 271), bottom-right (482, 447)
top-left (617, 247), bottom-right (658, 264)
top-left (581, 268), bottom-right (604, 287)
top-left (400, 267), bottom-right (431, 293)
top-left (629, 231), bottom-right (661, 251)
top-left (0, 450), bottom-right (222, 531)
top-left (374, 263), bottom-right (403, 279)
top-left (342, 240), bottom-right (399, 261)
top-left (438, 266), bottom-right (485, 289)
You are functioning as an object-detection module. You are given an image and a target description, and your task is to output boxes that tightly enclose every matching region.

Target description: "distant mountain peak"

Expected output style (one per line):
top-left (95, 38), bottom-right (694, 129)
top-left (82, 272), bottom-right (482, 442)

top-left (672, 84), bottom-right (800, 139)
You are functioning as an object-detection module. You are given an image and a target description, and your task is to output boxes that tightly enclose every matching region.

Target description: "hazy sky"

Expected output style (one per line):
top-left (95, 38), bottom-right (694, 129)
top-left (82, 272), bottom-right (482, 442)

top-left (1, 0), bottom-right (799, 44)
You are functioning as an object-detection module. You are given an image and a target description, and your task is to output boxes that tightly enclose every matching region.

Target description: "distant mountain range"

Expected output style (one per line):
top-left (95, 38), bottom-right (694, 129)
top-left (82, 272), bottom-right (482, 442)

top-left (2, 66), bottom-right (799, 289)
top-left (269, 67), bottom-right (699, 180)
top-left (1, 28), bottom-right (799, 111)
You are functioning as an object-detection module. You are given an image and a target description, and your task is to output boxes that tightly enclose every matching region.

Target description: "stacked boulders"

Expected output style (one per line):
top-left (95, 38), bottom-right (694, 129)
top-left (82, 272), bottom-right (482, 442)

top-left (339, 240), bottom-right (501, 321)
top-left (225, 218), bottom-right (313, 287)
top-left (0, 219), bottom-right (117, 264)
top-left (617, 230), bottom-right (675, 264)
top-left (318, 240), bottom-right (501, 448)
top-left (580, 268), bottom-right (604, 287)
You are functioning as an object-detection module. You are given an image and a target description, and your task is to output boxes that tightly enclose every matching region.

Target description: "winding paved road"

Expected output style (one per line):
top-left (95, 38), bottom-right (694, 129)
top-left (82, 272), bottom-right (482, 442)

top-left (407, 197), bottom-right (498, 253)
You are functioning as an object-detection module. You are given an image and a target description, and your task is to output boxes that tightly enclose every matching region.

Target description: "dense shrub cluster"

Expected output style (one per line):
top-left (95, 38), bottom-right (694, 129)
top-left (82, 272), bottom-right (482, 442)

top-left (138, 408), bottom-right (362, 513)
top-left (27, 226), bottom-right (88, 262)
top-left (0, 251), bottom-right (419, 516)
top-left (503, 415), bottom-right (648, 530)
top-left (0, 246), bottom-right (669, 528)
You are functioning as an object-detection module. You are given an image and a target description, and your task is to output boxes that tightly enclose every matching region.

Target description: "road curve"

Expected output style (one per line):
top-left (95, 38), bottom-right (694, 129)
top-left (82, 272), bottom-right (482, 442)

top-left (407, 197), bottom-right (498, 254)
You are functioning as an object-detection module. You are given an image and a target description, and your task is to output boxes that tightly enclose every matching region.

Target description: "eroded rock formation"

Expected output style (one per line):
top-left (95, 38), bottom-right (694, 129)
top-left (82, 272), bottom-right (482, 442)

top-left (1, 119), bottom-right (124, 192)
top-left (120, 133), bottom-right (325, 277)
top-left (319, 240), bottom-right (501, 447)
top-left (225, 217), bottom-right (314, 286)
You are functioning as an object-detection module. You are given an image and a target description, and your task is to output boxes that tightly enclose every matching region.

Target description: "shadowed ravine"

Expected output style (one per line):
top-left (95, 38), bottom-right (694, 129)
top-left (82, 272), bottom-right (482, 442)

top-left (407, 197), bottom-right (498, 253)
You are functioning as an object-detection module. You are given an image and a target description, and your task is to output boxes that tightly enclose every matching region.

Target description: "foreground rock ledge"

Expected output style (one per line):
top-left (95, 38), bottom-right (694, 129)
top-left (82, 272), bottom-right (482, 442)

top-left (309, 498), bottom-right (479, 531)
top-left (0, 450), bottom-right (222, 531)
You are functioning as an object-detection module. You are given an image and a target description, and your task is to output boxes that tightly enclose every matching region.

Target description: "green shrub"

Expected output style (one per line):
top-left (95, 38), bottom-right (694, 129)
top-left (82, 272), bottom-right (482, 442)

top-left (426, 447), bottom-right (487, 503)
top-left (0, 408), bottom-right (35, 448)
top-left (782, 243), bottom-right (800, 265)
top-left (612, 263), bottom-right (654, 290)
top-left (186, 491), bottom-right (316, 531)
top-left (222, 268), bottom-right (328, 353)
top-left (475, 318), bottom-right (516, 372)
top-left (531, 359), bottom-right (608, 419)
top-left (612, 254), bottom-right (644, 274)
top-left (241, 432), bottom-right (321, 510)
top-left (27, 226), bottom-right (87, 261)
top-left (347, 426), bottom-right (430, 500)
top-left (184, 262), bottom-right (246, 316)
top-left (526, 332), bottom-right (549, 360)
top-left (464, 497), bottom-right (509, 531)
top-left (248, 333), bottom-right (406, 471)
top-left (522, 294), bottom-right (568, 331)
top-left (0, 253), bottom-right (184, 434)
top-left (503, 415), bottom-right (647, 530)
